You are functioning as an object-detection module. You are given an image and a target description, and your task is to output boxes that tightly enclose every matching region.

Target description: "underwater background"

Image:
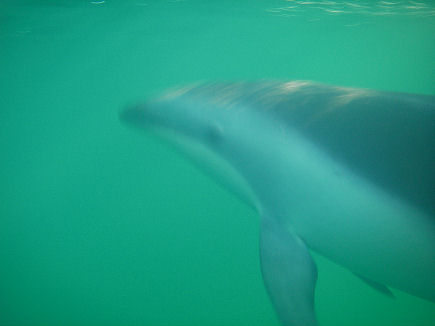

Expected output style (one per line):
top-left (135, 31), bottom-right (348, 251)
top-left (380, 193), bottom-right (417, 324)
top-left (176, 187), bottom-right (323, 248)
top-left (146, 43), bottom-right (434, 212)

top-left (1, 0), bottom-right (434, 325)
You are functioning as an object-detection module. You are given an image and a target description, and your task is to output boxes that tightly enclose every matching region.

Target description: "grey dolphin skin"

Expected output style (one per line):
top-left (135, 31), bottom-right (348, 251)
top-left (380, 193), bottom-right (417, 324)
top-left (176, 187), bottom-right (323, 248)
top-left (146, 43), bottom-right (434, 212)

top-left (121, 81), bottom-right (435, 326)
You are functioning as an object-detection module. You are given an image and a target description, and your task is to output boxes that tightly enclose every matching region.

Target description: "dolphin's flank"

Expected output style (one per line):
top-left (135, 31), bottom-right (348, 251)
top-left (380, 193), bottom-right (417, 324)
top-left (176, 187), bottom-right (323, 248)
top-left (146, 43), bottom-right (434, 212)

top-left (121, 81), bottom-right (435, 326)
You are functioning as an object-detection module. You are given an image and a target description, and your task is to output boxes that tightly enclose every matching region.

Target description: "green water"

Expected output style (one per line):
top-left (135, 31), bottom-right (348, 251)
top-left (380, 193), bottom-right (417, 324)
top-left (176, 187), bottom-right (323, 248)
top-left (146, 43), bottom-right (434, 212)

top-left (1, 1), bottom-right (434, 325)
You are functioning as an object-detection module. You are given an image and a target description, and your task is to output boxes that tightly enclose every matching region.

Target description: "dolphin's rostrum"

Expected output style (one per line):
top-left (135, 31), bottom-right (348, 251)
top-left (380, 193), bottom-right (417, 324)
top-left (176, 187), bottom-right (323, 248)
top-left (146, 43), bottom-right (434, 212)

top-left (121, 81), bottom-right (435, 326)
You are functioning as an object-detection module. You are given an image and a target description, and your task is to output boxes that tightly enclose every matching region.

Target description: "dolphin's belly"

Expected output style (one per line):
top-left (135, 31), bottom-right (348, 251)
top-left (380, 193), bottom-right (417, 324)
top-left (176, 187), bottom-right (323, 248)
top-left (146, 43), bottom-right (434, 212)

top-left (293, 174), bottom-right (435, 302)
top-left (261, 128), bottom-right (435, 302)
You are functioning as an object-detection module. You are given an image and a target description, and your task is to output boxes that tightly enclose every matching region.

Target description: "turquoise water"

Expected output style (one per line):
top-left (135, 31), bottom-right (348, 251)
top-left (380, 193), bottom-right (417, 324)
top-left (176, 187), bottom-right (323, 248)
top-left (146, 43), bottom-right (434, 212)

top-left (1, 1), bottom-right (434, 325)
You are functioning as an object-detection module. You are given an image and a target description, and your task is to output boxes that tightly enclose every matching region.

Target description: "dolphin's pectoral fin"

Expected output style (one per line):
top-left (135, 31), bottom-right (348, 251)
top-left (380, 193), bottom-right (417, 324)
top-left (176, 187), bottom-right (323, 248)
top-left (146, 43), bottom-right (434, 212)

top-left (259, 215), bottom-right (318, 326)
top-left (354, 273), bottom-right (395, 298)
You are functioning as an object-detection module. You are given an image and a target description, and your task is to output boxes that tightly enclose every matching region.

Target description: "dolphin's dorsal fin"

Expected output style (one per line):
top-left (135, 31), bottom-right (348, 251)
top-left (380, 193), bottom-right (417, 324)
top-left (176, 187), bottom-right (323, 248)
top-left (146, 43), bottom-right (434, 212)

top-left (354, 274), bottom-right (395, 298)
top-left (259, 215), bottom-right (318, 326)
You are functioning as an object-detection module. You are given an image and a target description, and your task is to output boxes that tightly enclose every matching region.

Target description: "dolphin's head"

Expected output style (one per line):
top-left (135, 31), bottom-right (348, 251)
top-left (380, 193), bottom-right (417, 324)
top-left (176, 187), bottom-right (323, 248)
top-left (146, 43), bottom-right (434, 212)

top-left (120, 84), bottom-right (263, 209)
top-left (121, 95), bottom-right (226, 153)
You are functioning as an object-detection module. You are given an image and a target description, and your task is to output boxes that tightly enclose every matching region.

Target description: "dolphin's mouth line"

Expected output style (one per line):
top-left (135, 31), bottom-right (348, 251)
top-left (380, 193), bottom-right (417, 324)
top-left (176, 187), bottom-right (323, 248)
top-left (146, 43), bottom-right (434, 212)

top-left (119, 105), bottom-right (159, 129)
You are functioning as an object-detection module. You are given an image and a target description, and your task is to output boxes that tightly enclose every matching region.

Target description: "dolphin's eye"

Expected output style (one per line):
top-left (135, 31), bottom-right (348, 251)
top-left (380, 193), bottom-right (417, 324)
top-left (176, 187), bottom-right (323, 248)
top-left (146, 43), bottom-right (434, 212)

top-left (206, 123), bottom-right (223, 146)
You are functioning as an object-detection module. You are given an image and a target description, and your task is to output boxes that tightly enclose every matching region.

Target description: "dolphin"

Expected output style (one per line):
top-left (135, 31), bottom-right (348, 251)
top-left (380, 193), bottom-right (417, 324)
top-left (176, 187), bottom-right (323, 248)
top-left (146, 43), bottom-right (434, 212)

top-left (120, 81), bottom-right (435, 326)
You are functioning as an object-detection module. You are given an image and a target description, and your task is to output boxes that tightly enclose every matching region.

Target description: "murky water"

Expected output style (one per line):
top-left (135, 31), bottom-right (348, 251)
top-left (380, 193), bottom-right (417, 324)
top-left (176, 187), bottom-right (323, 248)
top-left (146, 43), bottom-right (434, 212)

top-left (1, 1), bottom-right (434, 325)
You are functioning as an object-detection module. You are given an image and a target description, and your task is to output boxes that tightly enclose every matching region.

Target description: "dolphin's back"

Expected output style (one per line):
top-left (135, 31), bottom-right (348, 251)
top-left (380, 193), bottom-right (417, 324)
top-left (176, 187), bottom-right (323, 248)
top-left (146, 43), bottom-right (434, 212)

top-left (175, 81), bottom-right (435, 215)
